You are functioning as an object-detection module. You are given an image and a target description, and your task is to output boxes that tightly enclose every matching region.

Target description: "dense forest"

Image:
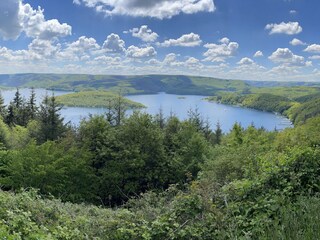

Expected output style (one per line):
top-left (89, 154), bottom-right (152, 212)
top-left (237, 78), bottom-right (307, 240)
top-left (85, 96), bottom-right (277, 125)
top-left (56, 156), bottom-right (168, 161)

top-left (0, 88), bottom-right (320, 239)
top-left (208, 90), bottom-right (320, 125)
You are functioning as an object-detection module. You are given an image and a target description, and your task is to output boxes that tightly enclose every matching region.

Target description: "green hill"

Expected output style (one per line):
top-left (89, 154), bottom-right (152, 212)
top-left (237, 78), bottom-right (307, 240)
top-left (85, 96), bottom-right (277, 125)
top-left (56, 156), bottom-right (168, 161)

top-left (56, 91), bottom-right (145, 109)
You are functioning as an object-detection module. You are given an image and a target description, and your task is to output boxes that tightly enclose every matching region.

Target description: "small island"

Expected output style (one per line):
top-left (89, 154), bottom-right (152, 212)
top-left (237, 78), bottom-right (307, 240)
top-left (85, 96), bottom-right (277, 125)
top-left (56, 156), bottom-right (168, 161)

top-left (56, 91), bottom-right (145, 109)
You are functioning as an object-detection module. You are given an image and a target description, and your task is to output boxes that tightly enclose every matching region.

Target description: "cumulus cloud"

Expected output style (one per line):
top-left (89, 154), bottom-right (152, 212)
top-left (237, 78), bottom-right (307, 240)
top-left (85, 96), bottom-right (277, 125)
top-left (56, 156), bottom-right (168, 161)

top-left (219, 37), bottom-right (230, 44)
top-left (186, 57), bottom-right (200, 65)
top-left (68, 36), bottom-right (99, 52)
top-left (58, 36), bottom-right (100, 61)
top-left (304, 44), bottom-right (320, 53)
top-left (269, 48), bottom-right (306, 66)
top-left (129, 25), bottom-right (158, 42)
top-left (309, 55), bottom-right (320, 60)
top-left (290, 38), bottom-right (306, 46)
top-left (74, 0), bottom-right (215, 19)
top-left (254, 51), bottom-right (263, 57)
top-left (203, 37), bottom-right (239, 62)
top-left (237, 57), bottom-right (254, 65)
top-left (0, 0), bottom-right (22, 40)
top-left (0, 0), bottom-right (71, 40)
top-left (28, 38), bottom-right (61, 59)
top-left (102, 34), bottom-right (126, 53)
top-left (126, 46), bottom-right (157, 58)
top-left (89, 56), bottom-right (122, 66)
top-left (160, 33), bottom-right (202, 47)
top-left (162, 53), bottom-right (183, 66)
top-left (265, 22), bottom-right (302, 35)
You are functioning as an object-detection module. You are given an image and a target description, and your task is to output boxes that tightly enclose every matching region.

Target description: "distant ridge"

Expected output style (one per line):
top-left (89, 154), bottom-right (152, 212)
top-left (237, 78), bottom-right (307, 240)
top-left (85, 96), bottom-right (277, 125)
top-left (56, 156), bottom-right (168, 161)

top-left (0, 73), bottom-right (319, 95)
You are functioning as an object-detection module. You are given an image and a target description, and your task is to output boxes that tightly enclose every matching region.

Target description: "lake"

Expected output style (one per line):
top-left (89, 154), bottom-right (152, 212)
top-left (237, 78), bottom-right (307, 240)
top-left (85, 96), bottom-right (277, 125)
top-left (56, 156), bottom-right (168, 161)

top-left (1, 89), bottom-right (292, 132)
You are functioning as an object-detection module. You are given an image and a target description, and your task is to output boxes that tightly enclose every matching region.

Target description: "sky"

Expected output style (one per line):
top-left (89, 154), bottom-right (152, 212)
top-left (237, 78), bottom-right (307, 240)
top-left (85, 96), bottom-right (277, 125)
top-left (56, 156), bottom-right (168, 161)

top-left (0, 0), bottom-right (320, 81)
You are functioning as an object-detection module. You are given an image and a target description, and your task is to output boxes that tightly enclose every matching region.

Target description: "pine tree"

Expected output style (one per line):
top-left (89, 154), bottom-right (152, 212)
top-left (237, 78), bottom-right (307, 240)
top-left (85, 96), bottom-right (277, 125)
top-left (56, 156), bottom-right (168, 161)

top-left (214, 121), bottom-right (222, 144)
top-left (187, 106), bottom-right (204, 132)
top-left (27, 87), bottom-right (37, 121)
top-left (0, 92), bottom-right (6, 120)
top-left (105, 91), bottom-right (126, 126)
top-left (38, 93), bottom-right (65, 142)
top-left (5, 103), bottom-right (15, 126)
top-left (13, 88), bottom-right (23, 109)
top-left (155, 107), bottom-right (166, 129)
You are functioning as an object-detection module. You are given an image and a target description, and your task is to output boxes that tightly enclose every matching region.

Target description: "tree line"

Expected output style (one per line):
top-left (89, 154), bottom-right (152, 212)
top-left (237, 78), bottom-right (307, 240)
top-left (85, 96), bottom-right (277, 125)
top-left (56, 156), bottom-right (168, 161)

top-left (0, 88), bottom-right (66, 143)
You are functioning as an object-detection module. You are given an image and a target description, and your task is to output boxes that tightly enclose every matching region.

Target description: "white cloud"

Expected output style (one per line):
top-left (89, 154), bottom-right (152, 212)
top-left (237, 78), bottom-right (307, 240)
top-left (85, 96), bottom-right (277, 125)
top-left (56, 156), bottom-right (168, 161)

top-left (237, 57), bottom-right (254, 65)
top-left (146, 58), bottom-right (161, 65)
top-left (160, 33), bottom-right (202, 47)
top-left (254, 51), bottom-right (263, 57)
top-left (269, 48), bottom-right (306, 66)
top-left (0, 0), bottom-right (22, 40)
top-left (186, 57), bottom-right (200, 65)
top-left (289, 10), bottom-right (297, 14)
top-left (74, 0), bottom-right (215, 19)
top-left (58, 36), bottom-right (100, 61)
top-left (68, 36), bottom-right (99, 52)
top-left (162, 53), bottom-right (184, 67)
top-left (28, 39), bottom-right (61, 59)
top-left (290, 38), bottom-right (306, 46)
top-left (0, 0), bottom-right (71, 40)
top-left (219, 37), bottom-right (230, 44)
top-left (88, 56), bottom-right (121, 65)
top-left (129, 25), bottom-right (158, 42)
top-left (102, 34), bottom-right (126, 53)
top-left (304, 44), bottom-right (320, 53)
top-left (126, 46), bottom-right (157, 58)
top-left (265, 22), bottom-right (302, 35)
top-left (309, 55), bottom-right (320, 60)
top-left (203, 37), bottom-right (239, 62)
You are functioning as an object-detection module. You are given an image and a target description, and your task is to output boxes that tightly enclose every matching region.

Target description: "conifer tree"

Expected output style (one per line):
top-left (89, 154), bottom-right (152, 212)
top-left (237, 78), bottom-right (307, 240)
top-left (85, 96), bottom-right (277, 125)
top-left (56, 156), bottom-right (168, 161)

top-left (5, 103), bottom-right (15, 126)
top-left (0, 92), bottom-right (6, 120)
top-left (13, 88), bottom-right (23, 109)
top-left (27, 87), bottom-right (37, 121)
top-left (214, 121), bottom-right (222, 145)
top-left (38, 93), bottom-right (65, 142)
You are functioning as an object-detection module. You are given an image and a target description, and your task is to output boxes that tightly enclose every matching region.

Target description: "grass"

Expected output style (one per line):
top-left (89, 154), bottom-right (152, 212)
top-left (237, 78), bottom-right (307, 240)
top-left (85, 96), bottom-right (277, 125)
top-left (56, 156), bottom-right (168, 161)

top-left (264, 197), bottom-right (320, 240)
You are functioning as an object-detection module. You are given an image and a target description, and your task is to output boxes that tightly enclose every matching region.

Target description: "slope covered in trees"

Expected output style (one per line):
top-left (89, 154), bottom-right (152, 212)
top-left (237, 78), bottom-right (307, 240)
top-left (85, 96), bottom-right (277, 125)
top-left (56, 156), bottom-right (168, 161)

top-left (0, 73), bottom-right (319, 97)
top-left (55, 91), bottom-right (145, 108)
top-left (208, 91), bottom-right (320, 125)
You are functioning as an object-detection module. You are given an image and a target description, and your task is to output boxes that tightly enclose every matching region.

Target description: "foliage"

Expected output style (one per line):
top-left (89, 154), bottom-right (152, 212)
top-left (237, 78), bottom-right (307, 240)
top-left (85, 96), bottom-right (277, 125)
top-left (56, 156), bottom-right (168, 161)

top-left (0, 83), bottom-right (319, 239)
top-left (56, 90), bottom-right (144, 109)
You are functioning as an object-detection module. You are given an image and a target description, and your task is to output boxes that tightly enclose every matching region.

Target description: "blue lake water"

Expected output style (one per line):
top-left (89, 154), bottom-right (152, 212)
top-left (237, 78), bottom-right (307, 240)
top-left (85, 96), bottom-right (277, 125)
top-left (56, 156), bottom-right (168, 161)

top-left (1, 89), bottom-right (292, 132)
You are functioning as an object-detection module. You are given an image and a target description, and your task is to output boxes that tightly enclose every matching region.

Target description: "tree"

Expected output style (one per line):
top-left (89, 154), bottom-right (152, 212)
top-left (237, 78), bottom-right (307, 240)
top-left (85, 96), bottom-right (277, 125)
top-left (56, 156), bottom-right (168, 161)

top-left (214, 121), bottom-right (223, 145)
top-left (154, 107), bottom-right (166, 129)
top-left (27, 87), bottom-right (37, 121)
top-left (13, 88), bottom-right (23, 109)
top-left (5, 103), bottom-right (15, 126)
top-left (37, 93), bottom-right (66, 142)
top-left (8, 88), bottom-right (30, 127)
top-left (0, 92), bottom-right (6, 120)
top-left (105, 91), bottom-right (126, 126)
top-left (230, 122), bottom-right (244, 145)
top-left (187, 106), bottom-right (204, 132)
